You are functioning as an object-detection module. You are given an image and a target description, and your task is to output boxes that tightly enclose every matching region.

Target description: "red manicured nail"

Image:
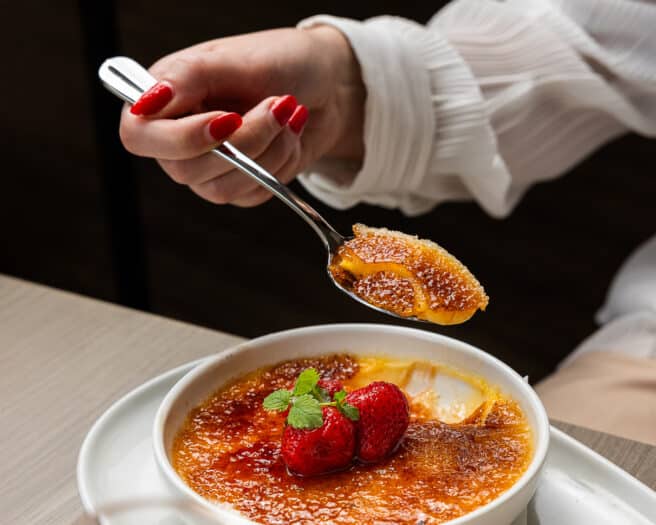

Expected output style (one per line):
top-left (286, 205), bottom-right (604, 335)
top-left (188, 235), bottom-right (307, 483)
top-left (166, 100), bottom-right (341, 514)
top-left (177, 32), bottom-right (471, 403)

top-left (288, 105), bottom-right (309, 134)
top-left (271, 95), bottom-right (297, 126)
top-left (208, 113), bottom-right (243, 142)
top-left (130, 82), bottom-right (173, 116)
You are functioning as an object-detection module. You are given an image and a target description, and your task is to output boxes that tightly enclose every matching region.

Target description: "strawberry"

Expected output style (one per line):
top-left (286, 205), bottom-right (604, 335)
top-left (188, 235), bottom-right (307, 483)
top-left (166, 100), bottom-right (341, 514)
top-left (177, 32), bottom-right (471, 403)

top-left (281, 406), bottom-right (356, 476)
top-left (264, 368), bottom-right (360, 476)
top-left (318, 378), bottom-right (344, 398)
top-left (346, 381), bottom-right (409, 463)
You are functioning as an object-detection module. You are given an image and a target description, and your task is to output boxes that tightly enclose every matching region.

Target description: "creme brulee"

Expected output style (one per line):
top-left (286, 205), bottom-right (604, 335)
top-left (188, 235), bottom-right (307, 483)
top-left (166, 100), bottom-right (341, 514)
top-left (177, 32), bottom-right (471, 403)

top-left (172, 355), bottom-right (532, 525)
top-left (328, 224), bottom-right (489, 325)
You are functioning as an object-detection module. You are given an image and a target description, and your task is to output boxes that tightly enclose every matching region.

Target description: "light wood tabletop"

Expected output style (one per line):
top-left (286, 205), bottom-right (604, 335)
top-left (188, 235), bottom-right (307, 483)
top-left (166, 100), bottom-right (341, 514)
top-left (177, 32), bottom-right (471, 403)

top-left (1, 274), bottom-right (654, 525)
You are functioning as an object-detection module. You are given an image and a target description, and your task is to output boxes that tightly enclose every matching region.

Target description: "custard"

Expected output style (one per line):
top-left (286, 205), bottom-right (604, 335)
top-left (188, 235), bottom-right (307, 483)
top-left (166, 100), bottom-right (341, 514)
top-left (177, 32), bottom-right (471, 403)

top-left (329, 224), bottom-right (488, 324)
top-left (172, 355), bottom-right (532, 524)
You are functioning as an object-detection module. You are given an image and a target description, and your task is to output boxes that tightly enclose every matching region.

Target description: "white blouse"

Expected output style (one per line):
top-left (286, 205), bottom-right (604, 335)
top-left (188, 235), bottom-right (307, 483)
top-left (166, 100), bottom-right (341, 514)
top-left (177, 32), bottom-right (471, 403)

top-left (298, 0), bottom-right (656, 217)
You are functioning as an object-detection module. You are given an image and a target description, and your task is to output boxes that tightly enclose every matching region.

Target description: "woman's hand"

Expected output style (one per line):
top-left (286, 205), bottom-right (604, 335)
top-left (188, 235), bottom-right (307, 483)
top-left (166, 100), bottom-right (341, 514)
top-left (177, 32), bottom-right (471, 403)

top-left (119, 26), bottom-right (365, 207)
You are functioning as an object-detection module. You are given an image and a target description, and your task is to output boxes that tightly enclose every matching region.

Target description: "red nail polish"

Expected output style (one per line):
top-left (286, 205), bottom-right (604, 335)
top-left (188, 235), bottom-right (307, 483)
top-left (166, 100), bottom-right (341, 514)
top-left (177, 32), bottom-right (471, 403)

top-left (288, 105), bottom-right (309, 134)
top-left (130, 83), bottom-right (173, 116)
top-left (271, 95), bottom-right (297, 126)
top-left (209, 113), bottom-right (243, 142)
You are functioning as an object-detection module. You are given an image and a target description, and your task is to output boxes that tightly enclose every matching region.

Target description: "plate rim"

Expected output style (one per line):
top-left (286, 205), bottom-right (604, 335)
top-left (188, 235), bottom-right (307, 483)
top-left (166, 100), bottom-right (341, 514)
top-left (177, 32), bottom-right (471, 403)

top-left (76, 358), bottom-right (206, 514)
top-left (548, 426), bottom-right (656, 508)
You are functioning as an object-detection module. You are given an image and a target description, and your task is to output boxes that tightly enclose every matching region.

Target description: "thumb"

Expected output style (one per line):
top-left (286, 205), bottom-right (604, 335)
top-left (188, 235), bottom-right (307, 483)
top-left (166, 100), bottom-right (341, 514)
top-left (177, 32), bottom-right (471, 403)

top-left (130, 55), bottom-right (211, 118)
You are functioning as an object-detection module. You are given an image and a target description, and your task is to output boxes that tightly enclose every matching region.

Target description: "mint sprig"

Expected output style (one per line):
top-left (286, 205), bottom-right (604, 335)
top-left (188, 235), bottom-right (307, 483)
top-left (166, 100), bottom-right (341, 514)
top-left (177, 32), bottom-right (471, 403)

top-left (262, 368), bottom-right (360, 429)
top-left (287, 394), bottom-right (323, 429)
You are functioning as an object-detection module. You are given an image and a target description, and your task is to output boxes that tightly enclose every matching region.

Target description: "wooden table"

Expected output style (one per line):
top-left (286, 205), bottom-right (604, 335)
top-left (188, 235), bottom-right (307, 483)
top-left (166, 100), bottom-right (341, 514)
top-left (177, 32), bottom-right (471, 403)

top-left (1, 275), bottom-right (654, 525)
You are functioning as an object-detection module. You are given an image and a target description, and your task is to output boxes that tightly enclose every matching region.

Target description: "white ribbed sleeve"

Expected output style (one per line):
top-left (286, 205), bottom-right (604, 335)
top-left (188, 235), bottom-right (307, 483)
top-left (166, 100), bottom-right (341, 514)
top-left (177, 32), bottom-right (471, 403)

top-left (297, 0), bottom-right (656, 217)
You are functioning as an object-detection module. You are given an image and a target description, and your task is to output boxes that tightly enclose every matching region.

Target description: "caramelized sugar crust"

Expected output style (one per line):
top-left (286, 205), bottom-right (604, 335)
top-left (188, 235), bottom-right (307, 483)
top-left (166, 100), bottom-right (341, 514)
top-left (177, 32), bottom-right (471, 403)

top-left (172, 356), bottom-right (532, 525)
top-left (329, 224), bottom-right (489, 325)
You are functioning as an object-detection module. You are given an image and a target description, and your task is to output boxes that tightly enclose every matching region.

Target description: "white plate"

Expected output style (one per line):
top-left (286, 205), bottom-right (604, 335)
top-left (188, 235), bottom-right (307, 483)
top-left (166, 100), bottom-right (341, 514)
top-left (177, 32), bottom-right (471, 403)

top-left (77, 359), bottom-right (656, 525)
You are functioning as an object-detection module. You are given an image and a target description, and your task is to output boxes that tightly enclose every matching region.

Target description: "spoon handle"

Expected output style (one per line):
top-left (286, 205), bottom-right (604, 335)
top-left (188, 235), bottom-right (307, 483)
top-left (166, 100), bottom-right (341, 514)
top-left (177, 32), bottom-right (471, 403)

top-left (98, 56), bottom-right (344, 252)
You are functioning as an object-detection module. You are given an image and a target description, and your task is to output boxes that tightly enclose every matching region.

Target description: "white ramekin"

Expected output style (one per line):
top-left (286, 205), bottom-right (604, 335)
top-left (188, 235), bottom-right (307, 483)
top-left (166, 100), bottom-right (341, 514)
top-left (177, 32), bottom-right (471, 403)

top-left (154, 324), bottom-right (550, 525)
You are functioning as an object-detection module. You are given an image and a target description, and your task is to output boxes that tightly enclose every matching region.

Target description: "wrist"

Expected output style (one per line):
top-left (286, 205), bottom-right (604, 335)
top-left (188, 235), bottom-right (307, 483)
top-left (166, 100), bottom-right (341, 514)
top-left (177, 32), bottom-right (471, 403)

top-left (306, 25), bottom-right (365, 161)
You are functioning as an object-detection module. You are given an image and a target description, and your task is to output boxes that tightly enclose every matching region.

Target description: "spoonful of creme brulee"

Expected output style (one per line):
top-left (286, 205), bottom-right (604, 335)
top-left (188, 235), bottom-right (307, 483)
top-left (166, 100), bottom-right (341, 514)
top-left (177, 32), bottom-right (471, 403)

top-left (99, 57), bottom-right (488, 325)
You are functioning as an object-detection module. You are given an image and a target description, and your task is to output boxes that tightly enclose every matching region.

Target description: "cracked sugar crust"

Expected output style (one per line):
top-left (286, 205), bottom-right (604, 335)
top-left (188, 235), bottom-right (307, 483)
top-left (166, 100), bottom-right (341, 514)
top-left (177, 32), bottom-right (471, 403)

top-left (354, 272), bottom-right (416, 316)
top-left (329, 224), bottom-right (488, 323)
top-left (172, 355), bottom-right (532, 525)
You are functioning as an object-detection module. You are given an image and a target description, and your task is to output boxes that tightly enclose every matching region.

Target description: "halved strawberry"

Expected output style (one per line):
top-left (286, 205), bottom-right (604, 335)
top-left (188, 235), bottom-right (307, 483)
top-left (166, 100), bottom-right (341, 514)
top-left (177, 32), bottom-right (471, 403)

top-left (346, 381), bottom-right (409, 463)
top-left (281, 406), bottom-right (356, 476)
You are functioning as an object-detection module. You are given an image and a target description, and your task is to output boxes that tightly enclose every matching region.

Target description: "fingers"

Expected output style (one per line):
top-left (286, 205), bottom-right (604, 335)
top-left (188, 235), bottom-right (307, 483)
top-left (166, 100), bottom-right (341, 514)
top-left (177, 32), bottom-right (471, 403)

top-left (232, 95), bottom-right (297, 155)
top-left (124, 86), bottom-right (309, 207)
top-left (121, 53), bottom-right (244, 156)
top-left (123, 94), bottom-right (289, 163)
top-left (156, 95), bottom-right (304, 188)
top-left (231, 187), bottom-right (274, 208)
top-left (190, 125), bottom-right (301, 204)
top-left (231, 154), bottom-right (301, 207)
top-left (121, 111), bottom-right (242, 160)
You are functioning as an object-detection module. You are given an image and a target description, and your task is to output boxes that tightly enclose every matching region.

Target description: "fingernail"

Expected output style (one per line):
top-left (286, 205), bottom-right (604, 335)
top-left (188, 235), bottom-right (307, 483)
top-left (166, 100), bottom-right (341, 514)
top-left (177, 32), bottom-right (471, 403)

top-left (130, 82), bottom-right (173, 116)
top-left (288, 105), bottom-right (309, 134)
top-left (271, 95), bottom-right (297, 126)
top-left (208, 113), bottom-right (243, 142)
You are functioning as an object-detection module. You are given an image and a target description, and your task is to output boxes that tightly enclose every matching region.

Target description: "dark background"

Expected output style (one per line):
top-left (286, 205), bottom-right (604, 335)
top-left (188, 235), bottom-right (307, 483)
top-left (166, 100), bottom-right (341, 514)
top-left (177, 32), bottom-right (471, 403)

top-left (2, 1), bottom-right (654, 381)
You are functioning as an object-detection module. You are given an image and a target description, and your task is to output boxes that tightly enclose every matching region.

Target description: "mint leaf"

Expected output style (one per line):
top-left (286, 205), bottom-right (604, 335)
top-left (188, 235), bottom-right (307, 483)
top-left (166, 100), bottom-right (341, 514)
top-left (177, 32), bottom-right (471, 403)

top-left (312, 385), bottom-right (331, 403)
top-left (333, 390), bottom-right (347, 403)
top-left (292, 368), bottom-right (320, 397)
top-left (337, 401), bottom-right (360, 421)
top-left (287, 394), bottom-right (323, 429)
top-left (333, 390), bottom-right (359, 421)
top-left (262, 389), bottom-right (291, 412)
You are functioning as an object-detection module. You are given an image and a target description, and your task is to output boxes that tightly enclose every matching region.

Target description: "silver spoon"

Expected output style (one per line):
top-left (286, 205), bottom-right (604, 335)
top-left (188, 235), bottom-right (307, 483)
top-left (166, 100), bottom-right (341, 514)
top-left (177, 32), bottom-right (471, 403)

top-left (99, 56), bottom-right (425, 323)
